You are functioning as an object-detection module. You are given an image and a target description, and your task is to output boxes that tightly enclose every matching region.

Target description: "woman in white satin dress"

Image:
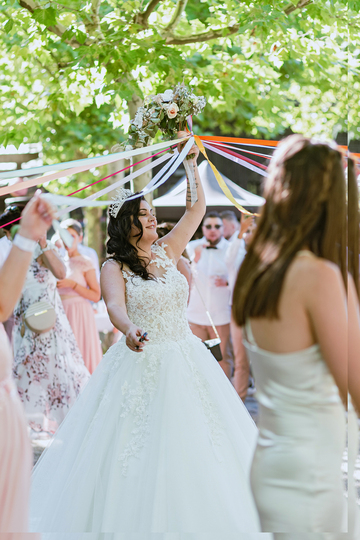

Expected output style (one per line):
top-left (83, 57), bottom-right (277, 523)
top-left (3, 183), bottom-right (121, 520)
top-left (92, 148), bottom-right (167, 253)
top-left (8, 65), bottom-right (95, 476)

top-left (347, 157), bottom-right (360, 539)
top-left (232, 135), bottom-right (348, 536)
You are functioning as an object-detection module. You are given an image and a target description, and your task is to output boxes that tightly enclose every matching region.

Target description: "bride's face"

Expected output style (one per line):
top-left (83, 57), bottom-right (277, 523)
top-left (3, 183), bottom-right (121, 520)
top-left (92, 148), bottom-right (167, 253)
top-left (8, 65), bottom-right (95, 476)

top-left (131, 200), bottom-right (158, 242)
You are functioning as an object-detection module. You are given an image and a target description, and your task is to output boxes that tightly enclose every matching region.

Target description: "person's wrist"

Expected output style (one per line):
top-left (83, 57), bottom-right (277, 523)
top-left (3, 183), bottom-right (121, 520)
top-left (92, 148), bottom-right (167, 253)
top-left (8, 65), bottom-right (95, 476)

top-left (13, 233), bottom-right (37, 253)
top-left (41, 240), bottom-right (53, 252)
top-left (125, 324), bottom-right (135, 336)
top-left (17, 225), bottom-right (39, 242)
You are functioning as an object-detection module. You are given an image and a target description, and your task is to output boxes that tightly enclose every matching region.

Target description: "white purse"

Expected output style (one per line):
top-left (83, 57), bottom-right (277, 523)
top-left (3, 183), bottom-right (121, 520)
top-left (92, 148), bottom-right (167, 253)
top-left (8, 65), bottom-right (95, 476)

top-left (21, 300), bottom-right (56, 336)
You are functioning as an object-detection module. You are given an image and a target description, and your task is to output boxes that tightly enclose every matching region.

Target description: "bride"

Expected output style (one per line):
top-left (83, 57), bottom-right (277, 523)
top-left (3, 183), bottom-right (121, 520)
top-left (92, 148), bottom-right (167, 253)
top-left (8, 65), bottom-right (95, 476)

top-left (30, 135), bottom-right (266, 536)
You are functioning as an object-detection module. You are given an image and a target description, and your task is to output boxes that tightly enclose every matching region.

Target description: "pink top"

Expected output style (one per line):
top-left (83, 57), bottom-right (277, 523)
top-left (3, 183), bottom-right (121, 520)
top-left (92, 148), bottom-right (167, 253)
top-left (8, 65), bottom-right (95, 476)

top-left (59, 255), bottom-right (95, 297)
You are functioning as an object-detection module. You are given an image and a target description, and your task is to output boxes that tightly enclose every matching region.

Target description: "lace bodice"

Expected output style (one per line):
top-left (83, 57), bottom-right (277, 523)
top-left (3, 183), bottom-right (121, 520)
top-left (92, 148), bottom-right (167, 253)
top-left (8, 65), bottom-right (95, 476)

top-left (108, 243), bottom-right (192, 343)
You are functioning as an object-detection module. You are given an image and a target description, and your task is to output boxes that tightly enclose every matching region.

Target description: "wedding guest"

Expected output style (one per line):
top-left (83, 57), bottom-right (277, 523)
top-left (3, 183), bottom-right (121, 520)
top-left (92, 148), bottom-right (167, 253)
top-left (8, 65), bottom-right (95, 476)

top-left (348, 158), bottom-right (360, 413)
top-left (157, 222), bottom-right (192, 292)
top-left (0, 193), bottom-right (54, 532)
top-left (225, 214), bottom-right (254, 400)
top-left (220, 210), bottom-right (240, 241)
top-left (55, 218), bottom-right (101, 282)
top-left (0, 205), bottom-right (27, 343)
top-left (233, 135), bottom-right (348, 533)
top-left (187, 212), bottom-right (233, 378)
top-left (58, 219), bottom-right (102, 373)
top-left (9, 207), bottom-right (90, 437)
top-left (347, 157), bottom-right (360, 537)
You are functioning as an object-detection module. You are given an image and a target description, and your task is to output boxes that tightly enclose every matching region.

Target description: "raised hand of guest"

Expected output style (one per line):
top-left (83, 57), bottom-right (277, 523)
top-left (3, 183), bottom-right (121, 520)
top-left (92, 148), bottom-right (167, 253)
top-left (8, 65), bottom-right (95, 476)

top-left (18, 191), bottom-right (55, 241)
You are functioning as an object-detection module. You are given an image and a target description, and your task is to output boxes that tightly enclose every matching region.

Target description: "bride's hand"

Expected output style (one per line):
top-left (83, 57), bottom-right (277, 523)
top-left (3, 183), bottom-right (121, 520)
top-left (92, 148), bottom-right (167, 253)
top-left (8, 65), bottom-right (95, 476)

top-left (177, 130), bottom-right (199, 163)
top-left (126, 325), bottom-right (146, 352)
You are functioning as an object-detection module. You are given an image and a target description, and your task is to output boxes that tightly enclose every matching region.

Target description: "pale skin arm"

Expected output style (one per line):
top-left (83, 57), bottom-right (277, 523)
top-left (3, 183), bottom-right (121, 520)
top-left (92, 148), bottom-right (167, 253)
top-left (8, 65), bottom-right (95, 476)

top-left (177, 257), bottom-right (192, 292)
top-left (306, 261), bottom-right (348, 406)
top-left (348, 274), bottom-right (360, 415)
top-left (159, 132), bottom-right (206, 263)
top-left (0, 194), bottom-right (55, 321)
top-left (57, 268), bottom-right (101, 302)
top-left (37, 235), bottom-right (66, 279)
top-left (100, 261), bottom-right (149, 352)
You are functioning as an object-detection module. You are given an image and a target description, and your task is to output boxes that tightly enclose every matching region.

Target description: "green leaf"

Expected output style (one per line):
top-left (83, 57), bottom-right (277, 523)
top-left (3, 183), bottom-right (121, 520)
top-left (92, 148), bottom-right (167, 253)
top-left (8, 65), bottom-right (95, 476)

top-left (185, 2), bottom-right (211, 23)
top-left (76, 30), bottom-right (87, 45)
top-left (4, 19), bottom-right (14, 33)
top-left (32, 7), bottom-right (58, 27)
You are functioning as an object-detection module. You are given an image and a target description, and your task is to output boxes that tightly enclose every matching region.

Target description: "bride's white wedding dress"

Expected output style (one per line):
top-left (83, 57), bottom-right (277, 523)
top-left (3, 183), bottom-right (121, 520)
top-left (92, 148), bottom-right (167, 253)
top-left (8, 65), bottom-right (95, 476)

top-left (30, 243), bottom-right (265, 536)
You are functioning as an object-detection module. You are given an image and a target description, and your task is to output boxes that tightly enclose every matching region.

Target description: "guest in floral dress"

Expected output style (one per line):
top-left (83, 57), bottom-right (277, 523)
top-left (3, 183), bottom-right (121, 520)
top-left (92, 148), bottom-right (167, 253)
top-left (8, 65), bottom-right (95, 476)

top-left (57, 219), bottom-right (102, 374)
top-left (13, 233), bottom-right (90, 438)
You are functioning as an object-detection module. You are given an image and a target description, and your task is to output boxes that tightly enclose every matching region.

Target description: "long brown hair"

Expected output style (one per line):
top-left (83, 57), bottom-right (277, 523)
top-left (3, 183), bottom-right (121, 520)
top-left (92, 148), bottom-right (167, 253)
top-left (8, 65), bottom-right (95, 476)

top-left (348, 158), bottom-right (360, 298)
top-left (232, 134), bottom-right (346, 326)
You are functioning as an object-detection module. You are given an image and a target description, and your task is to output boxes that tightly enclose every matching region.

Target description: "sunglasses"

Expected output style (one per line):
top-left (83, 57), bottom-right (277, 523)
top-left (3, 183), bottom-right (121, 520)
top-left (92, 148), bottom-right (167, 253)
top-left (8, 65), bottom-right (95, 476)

top-left (204, 224), bottom-right (222, 230)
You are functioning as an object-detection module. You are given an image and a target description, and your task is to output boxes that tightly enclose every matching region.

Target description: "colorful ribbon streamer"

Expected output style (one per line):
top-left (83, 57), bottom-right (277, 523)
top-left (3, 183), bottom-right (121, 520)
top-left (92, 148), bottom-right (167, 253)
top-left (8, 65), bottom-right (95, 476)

top-left (203, 142), bottom-right (268, 177)
top-left (194, 135), bottom-right (253, 215)
top-left (0, 137), bottom-right (189, 197)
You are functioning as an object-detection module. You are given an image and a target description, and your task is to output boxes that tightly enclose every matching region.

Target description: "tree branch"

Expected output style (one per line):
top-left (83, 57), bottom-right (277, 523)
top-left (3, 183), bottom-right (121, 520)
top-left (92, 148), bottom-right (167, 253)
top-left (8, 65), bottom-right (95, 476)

top-left (166, 24), bottom-right (240, 45)
top-left (163, 0), bottom-right (188, 34)
top-left (284, 0), bottom-right (313, 16)
top-left (18, 0), bottom-right (83, 47)
top-left (165, 1), bottom-right (313, 46)
top-left (135, 0), bottom-right (163, 28)
top-left (86, 0), bottom-right (104, 37)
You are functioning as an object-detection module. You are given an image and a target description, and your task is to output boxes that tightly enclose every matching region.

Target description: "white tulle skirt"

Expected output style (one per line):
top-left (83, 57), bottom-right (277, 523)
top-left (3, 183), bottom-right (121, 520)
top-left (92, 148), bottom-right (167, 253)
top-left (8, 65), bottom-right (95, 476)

top-left (30, 333), bottom-right (267, 536)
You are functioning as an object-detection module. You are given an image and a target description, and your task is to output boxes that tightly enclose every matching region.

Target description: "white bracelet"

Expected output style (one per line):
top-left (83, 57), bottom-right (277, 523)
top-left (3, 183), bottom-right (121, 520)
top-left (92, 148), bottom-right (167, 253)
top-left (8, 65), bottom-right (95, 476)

top-left (13, 234), bottom-right (37, 253)
top-left (40, 241), bottom-right (54, 253)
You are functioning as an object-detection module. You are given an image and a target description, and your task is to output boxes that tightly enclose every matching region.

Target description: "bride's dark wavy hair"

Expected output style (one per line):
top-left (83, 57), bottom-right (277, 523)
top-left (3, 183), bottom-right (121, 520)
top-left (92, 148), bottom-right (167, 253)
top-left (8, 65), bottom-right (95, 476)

top-left (106, 193), bottom-right (156, 280)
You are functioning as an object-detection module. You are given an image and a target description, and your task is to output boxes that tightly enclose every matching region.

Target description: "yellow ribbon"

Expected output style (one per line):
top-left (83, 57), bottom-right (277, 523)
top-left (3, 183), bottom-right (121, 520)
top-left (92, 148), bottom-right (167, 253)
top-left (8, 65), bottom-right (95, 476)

top-left (194, 135), bottom-right (253, 215)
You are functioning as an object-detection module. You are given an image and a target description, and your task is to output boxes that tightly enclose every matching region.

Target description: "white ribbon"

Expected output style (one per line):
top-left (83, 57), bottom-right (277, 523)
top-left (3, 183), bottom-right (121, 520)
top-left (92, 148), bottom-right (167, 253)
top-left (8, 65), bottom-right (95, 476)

top-left (55, 151), bottom-right (173, 217)
top-left (0, 137), bottom-right (188, 181)
top-left (126, 137), bottom-right (195, 203)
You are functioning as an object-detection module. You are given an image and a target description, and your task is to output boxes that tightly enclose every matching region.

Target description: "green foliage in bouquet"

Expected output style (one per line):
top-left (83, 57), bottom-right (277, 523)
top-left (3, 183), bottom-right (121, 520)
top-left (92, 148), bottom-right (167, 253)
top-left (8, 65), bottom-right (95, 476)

top-left (125, 84), bottom-right (206, 151)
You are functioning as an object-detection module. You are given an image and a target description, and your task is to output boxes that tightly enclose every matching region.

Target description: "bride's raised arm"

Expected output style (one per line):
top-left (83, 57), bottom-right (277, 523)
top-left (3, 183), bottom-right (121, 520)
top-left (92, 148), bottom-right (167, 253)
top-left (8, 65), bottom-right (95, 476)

top-left (158, 131), bottom-right (206, 262)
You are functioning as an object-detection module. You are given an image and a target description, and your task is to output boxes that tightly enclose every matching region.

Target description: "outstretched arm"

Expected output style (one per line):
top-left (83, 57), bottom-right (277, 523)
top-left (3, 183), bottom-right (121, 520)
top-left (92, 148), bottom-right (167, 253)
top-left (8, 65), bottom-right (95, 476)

top-left (100, 261), bottom-right (148, 352)
top-left (159, 132), bottom-right (206, 262)
top-left (0, 194), bottom-right (55, 321)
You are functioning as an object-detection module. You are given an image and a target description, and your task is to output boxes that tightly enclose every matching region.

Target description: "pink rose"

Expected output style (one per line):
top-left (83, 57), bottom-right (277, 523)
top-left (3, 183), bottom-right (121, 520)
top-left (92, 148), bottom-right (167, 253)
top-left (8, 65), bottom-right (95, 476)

top-left (167, 103), bottom-right (179, 119)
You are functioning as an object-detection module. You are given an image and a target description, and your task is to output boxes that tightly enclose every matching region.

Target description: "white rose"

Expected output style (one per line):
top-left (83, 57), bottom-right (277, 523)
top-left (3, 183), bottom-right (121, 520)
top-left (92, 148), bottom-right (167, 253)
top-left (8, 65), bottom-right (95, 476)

top-left (161, 89), bottom-right (174, 102)
top-left (167, 103), bottom-right (179, 119)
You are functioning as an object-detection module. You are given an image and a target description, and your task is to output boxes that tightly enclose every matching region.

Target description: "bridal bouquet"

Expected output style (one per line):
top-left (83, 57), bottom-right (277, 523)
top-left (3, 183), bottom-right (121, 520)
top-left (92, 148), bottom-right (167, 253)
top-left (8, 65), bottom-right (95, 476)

top-left (124, 84), bottom-right (206, 150)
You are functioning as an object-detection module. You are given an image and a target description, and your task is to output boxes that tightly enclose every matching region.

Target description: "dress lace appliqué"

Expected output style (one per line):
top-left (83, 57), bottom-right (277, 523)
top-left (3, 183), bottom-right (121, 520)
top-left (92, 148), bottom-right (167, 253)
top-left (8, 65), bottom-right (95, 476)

top-left (102, 243), bottom-right (222, 474)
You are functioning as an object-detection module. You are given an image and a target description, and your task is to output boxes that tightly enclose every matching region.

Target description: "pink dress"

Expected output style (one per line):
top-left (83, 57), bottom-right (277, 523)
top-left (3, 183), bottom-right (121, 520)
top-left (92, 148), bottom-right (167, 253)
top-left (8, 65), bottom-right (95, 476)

top-left (0, 323), bottom-right (32, 532)
top-left (60, 255), bottom-right (102, 374)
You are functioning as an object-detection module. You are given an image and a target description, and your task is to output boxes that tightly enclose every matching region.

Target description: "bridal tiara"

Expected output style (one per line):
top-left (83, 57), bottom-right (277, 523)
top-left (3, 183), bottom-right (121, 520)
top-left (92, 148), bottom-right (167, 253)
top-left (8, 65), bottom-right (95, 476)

top-left (109, 188), bottom-right (134, 218)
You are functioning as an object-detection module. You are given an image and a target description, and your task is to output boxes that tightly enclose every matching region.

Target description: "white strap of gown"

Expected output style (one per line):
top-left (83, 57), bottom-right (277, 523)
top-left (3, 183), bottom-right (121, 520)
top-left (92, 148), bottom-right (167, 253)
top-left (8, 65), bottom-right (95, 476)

top-left (244, 319), bottom-right (257, 347)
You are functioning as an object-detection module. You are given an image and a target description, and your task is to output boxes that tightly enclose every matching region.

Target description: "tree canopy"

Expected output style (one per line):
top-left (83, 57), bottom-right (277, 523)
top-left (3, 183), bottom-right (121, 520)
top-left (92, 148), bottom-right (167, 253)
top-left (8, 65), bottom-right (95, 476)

top-left (0, 0), bottom-right (358, 169)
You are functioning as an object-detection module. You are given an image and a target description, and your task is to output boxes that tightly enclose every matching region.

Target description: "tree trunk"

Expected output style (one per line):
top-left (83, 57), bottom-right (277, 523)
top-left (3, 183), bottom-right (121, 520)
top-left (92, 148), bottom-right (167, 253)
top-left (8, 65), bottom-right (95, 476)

top-left (83, 205), bottom-right (103, 259)
top-left (127, 94), bottom-right (153, 206)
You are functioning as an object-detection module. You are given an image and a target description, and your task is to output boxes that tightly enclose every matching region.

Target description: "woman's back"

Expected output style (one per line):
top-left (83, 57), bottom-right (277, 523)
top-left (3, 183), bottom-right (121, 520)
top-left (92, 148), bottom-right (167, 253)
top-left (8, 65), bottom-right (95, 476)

top-left (249, 251), bottom-right (333, 353)
top-left (243, 256), bottom-right (347, 533)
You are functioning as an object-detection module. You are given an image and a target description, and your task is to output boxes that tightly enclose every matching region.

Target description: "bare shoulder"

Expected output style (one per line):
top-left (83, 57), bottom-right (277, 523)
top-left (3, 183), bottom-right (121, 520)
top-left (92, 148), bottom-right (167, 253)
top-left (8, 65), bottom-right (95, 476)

top-left (101, 259), bottom-right (124, 280)
top-left (100, 259), bottom-right (126, 303)
top-left (289, 254), bottom-right (344, 299)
